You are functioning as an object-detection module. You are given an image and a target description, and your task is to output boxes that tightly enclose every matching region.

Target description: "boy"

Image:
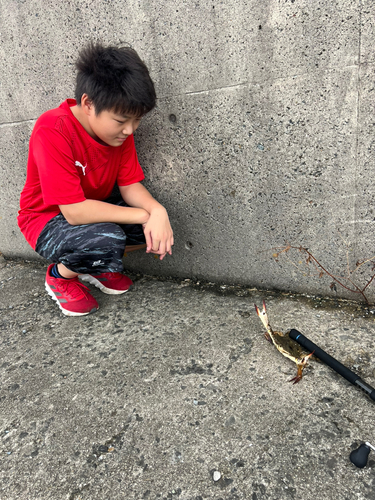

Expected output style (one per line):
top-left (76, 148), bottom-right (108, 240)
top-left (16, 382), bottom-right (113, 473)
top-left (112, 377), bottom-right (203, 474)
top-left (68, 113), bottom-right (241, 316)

top-left (18, 42), bottom-right (174, 317)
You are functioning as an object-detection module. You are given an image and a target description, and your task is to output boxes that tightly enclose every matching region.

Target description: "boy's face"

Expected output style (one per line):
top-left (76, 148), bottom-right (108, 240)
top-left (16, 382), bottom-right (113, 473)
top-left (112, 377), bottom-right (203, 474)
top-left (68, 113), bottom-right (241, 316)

top-left (87, 107), bottom-right (142, 147)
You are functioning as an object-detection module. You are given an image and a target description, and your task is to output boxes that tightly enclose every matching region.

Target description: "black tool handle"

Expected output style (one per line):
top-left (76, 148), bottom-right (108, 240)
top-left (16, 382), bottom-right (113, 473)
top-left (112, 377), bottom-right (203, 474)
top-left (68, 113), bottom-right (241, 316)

top-left (289, 329), bottom-right (375, 401)
top-left (350, 444), bottom-right (371, 468)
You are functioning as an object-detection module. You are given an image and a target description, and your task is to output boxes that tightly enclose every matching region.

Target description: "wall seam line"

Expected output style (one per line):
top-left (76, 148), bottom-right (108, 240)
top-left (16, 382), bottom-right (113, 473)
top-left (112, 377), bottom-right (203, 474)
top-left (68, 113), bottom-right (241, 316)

top-left (0, 119), bottom-right (36, 129)
top-left (354, 0), bottom-right (362, 261)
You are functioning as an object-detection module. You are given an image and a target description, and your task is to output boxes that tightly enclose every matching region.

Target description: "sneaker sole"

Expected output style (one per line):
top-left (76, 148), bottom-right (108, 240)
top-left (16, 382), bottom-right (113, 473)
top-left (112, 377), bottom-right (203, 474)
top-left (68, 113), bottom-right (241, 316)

top-left (79, 275), bottom-right (133, 295)
top-left (45, 283), bottom-right (98, 317)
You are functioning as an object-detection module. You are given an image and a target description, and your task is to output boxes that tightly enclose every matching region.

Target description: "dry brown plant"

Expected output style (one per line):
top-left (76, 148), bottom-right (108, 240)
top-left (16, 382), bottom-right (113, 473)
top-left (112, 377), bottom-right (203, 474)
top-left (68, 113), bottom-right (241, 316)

top-left (270, 236), bottom-right (375, 305)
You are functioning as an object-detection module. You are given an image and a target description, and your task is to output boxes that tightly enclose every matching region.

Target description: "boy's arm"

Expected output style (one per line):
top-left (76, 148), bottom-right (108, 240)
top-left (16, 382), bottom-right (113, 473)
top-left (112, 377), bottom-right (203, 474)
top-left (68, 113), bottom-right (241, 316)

top-left (119, 183), bottom-right (174, 260)
top-left (59, 199), bottom-right (149, 226)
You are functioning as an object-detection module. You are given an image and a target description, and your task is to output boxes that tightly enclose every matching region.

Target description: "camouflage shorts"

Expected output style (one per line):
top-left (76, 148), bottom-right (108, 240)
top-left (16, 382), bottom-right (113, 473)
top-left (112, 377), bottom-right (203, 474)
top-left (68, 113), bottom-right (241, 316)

top-left (35, 198), bottom-right (146, 275)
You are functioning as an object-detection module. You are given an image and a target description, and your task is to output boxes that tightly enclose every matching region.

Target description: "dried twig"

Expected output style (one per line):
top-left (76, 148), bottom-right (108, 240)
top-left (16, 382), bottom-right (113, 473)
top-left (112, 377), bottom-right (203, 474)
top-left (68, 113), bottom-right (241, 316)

top-left (270, 242), bottom-right (375, 305)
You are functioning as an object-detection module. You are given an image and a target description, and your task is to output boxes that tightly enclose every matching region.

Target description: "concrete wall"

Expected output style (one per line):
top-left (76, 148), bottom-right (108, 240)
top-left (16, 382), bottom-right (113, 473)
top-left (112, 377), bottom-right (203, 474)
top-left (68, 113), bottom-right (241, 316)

top-left (1, 0), bottom-right (375, 302)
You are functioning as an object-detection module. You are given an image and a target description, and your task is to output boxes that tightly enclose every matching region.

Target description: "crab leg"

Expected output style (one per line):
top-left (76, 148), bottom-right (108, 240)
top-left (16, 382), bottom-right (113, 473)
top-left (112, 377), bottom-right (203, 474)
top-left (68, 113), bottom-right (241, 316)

top-left (289, 352), bottom-right (314, 384)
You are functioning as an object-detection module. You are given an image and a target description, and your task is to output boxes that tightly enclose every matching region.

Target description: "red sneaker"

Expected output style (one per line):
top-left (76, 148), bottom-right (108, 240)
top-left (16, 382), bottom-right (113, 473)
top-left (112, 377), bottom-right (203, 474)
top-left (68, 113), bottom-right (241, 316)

top-left (79, 272), bottom-right (134, 295)
top-left (45, 264), bottom-right (99, 316)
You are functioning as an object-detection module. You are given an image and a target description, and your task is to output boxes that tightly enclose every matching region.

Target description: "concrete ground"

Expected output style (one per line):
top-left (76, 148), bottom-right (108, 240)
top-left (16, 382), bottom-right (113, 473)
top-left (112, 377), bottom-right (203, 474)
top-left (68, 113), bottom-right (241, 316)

top-left (1, 258), bottom-right (375, 500)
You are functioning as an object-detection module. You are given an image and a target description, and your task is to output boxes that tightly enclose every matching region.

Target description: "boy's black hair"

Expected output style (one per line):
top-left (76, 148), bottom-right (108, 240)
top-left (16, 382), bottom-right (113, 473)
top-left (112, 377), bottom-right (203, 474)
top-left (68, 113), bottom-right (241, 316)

top-left (74, 42), bottom-right (156, 117)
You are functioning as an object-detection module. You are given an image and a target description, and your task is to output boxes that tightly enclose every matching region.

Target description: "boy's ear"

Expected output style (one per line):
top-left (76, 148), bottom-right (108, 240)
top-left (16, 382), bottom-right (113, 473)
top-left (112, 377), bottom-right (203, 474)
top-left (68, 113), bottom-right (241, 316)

top-left (80, 94), bottom-right (94, 116)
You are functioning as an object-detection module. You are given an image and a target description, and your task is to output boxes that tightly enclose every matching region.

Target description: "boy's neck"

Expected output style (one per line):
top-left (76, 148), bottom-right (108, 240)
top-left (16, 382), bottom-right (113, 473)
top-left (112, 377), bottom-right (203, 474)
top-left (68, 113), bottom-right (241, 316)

top-left (70, 104), bottom-right (106, 146)
top-left (70, 104), bottom-right (88, 132)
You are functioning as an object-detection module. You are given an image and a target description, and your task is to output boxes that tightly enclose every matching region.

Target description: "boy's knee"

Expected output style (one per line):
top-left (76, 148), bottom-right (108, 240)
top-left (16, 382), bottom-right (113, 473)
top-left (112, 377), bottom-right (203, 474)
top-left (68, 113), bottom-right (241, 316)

top-left (93, 223), bottom-right (127, 247)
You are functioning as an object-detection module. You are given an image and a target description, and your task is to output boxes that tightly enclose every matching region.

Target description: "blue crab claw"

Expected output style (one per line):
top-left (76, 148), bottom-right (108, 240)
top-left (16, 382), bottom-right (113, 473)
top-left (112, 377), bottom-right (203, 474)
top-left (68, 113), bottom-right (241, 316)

top-left (254, 300), bottom-right (269, 330)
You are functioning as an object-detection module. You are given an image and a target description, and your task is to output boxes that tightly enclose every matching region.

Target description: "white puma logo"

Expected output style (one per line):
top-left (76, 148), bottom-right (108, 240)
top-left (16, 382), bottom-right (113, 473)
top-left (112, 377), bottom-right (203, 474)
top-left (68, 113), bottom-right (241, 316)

top-left (75, 161), bottom-right (87, 176)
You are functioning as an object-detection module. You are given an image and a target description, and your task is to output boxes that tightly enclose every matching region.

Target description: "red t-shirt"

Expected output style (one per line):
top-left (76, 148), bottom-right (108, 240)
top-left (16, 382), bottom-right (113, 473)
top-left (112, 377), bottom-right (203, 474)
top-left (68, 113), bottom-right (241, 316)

top-left (18, 99), bottom-right (145, 249)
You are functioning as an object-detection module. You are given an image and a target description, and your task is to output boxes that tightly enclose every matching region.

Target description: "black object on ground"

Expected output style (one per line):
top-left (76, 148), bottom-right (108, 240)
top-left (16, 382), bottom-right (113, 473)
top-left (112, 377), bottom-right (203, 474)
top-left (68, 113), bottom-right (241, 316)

top-left (350, 442), bottom-right (375, 468)
top-left (289, 329), bottom-right (375, 402)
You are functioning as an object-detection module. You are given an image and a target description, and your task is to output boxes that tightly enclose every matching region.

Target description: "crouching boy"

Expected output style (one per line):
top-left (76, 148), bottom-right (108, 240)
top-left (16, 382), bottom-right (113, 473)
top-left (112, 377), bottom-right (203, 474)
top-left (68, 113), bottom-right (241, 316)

top-left (18, 42), bottom-right (173, 316)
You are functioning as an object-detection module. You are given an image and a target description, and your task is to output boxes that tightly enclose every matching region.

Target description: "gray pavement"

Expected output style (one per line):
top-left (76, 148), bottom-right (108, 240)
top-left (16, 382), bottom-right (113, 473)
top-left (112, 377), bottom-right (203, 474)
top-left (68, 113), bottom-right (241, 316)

top-left (1, 258), bottom-right (375, 500)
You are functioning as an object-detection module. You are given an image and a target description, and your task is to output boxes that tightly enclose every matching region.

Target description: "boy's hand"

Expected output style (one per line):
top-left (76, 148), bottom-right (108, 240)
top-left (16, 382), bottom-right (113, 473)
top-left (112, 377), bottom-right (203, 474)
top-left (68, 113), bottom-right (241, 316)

top-left (142, 207), bottom-right (174, 260)
top-left (119, 183), bottom-right (173, 259)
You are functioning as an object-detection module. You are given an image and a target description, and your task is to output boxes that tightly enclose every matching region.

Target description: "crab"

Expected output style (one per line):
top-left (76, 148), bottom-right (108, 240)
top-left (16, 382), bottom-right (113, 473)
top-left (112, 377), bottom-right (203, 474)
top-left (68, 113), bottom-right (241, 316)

top-left (254, 300), bottom-right (313, 384)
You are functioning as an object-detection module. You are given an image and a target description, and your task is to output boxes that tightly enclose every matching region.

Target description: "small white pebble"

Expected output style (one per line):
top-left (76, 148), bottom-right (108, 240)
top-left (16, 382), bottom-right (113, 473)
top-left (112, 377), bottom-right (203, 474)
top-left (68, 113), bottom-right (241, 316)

top-left (213, 471), bottom-right (221, 481)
